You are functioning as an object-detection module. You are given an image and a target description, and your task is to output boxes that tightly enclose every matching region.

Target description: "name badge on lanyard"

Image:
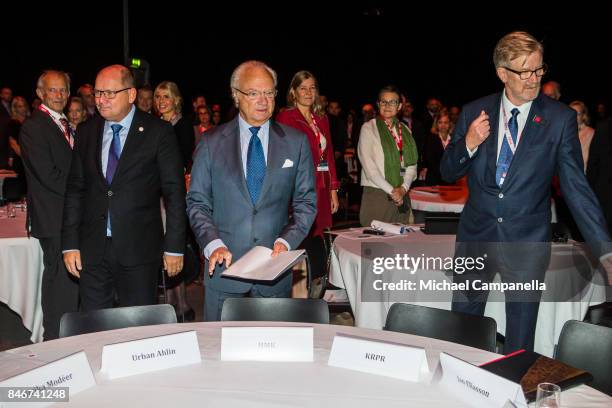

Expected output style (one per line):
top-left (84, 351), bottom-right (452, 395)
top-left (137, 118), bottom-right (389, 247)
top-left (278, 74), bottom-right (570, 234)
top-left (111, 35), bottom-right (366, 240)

top-left (385, 120), bottom-right (403, 164)
top-left (310, 113), bottom-right (328, 172)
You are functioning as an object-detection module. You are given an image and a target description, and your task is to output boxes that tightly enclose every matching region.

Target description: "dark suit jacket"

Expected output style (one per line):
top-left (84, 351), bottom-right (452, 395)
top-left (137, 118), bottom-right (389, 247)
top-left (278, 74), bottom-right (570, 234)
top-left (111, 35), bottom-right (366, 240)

top-left (0, 115), bottom-right (9, 168)
top-left (20, 109), bottom-right (73, 238)
top-left (422, 132), bottom-right (450, 186)
top-left (441, 92), bottom-right (610, 257)
top-left (401, 116), bottom-right (427, 168)
top-left (0, 102), bottom-right (10, 118)
top-left (186, 117), bottom-right (317, 295)
top-left (62, 108), bottom-right (186, 266)
top-left (587, 117), bottom-right (612, 233)
top-left (173, 116), bottom-right (195, 172)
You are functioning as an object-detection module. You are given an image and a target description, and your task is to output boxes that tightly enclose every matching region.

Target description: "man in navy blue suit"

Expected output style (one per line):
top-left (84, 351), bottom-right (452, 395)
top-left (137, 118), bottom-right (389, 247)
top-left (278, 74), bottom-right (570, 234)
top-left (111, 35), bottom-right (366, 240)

top-left (441, 31), bottom-right (611, 353)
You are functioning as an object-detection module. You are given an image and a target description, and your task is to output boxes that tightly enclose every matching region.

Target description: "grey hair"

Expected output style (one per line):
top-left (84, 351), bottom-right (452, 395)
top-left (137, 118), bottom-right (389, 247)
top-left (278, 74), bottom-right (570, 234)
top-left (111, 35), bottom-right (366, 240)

top-left (493, 31), bottom-right (543, 68)
top-left (230, 60), bottom-right (277, 106)
top-left (36, 70), bottom-right (71, 91)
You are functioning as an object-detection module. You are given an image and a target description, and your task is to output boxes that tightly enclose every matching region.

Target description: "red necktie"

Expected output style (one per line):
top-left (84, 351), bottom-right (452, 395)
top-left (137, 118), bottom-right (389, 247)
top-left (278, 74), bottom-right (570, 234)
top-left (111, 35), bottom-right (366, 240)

top-left (59, 118), bottom-right (74, 149)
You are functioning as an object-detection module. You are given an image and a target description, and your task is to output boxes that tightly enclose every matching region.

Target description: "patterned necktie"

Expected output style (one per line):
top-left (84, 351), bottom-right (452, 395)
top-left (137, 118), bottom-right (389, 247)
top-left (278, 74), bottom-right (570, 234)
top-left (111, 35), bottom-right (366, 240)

top-left (495, 108), bottom-right (520, 186)
top-left (246, 126), bottom-right (266, 204)
top-left (106, 124), bottom-right (123, 184)
top-left (58, 118), bottom-right (73, 148)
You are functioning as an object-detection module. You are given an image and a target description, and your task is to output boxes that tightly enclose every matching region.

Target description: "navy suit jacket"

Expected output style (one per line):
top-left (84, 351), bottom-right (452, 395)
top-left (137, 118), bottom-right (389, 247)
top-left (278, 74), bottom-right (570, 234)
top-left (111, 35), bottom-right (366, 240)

top-left (62, 109), bottom-right (186, 266)
top-left (186, 117), bottom-right (317, 295)
top-left (441, 92), bottom-right (610, 257)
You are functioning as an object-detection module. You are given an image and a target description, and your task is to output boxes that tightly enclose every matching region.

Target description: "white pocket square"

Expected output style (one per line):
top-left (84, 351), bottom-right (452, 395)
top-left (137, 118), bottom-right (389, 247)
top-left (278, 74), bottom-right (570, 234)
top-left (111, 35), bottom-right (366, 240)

top-left (282, 159), bottom-right (294, 168)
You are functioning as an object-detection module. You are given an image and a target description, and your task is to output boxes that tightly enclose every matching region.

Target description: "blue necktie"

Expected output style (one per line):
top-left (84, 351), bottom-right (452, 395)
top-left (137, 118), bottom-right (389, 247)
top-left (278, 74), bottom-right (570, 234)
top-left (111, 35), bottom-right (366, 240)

top-left (496, 108), bottom-right (519, 186)
top-left (246, 126), bottom-right (266, 204)
top-left (106, 124), bottom-right (122, 236)
top-left (106, 124), bottom-right (123, 184)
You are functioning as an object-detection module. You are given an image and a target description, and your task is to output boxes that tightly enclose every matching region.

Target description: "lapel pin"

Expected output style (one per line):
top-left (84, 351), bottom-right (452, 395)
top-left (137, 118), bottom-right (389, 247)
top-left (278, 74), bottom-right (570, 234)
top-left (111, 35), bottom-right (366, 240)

top-left (138, 126), bottom-right (144, 132)
top-left (532, 115), bottom-right (544, 125)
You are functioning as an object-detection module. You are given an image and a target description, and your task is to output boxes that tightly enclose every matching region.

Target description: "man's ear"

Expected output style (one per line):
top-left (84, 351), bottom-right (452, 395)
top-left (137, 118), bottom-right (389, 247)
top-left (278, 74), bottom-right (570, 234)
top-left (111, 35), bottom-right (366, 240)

top-left (128, 87), bottom-right (137, 104)
top-left (496, 66), bottom-right (508, 84)
top-left (35, 88), bottom-right (44, 101)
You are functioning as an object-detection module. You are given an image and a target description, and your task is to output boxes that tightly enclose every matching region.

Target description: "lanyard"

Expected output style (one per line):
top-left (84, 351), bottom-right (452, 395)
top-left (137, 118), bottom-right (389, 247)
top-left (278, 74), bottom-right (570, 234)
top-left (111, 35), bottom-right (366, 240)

top-left (39, 105), bottom-right (73, 148)
top-left (384, 119), bottom-right (403, 163)
top-left (501, 106), bottom-right (522, 154)
top-left (308, 112), bottom-right (326, 160)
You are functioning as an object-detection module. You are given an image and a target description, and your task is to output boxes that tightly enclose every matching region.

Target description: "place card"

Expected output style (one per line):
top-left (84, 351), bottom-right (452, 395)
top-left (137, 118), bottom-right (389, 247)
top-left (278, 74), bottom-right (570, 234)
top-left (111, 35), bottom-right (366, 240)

top-left (100, 330), bottom-right (201, 380)
top-left (327, 334), bottom-right (429, 382)
top-left (0, 351), bottom-right (95, 407)
top-left (221, 327), bottom-right (313, 362)
top-left (437, 352), bottom-right (527, 408)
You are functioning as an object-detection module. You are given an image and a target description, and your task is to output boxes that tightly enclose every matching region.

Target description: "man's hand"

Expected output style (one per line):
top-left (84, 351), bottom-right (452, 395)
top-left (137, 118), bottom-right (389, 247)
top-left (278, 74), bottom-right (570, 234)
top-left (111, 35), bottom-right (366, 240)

top-left (63, 251), bottom-right (82, 278)
top-left (271, 241), bottom-right (288, 258)
top-left (465, 110), bottom-right (490, 151)
top-left (390, 186), bottom-right (406, 205)
top-left (209, 246), bottom-right (232, 276)
top-left (163, 254), bottom-right (184, 277)
top-left (418, 168), bottom-right (428, 181)
top-left (330, 190), bottom-right (339, 214)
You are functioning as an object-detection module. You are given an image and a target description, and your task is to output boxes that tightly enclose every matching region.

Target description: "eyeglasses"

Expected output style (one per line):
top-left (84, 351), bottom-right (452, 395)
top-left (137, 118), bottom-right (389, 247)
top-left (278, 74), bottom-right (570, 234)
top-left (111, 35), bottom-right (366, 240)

top-left (503, 64), bottom-right (548, 80)
top-left (378, 100), bottom-right (400, 108)
top-left (233, 88), bottom-right (277, 100)
top-left (93, 88), bottom-right (132, 99)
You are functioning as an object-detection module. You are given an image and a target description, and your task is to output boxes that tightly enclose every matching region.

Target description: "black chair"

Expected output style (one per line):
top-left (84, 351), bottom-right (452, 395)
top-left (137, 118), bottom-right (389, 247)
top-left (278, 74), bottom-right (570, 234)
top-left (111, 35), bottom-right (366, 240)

top-left (59, 304), bottom-right (177, 338)
top-left (384, 303), bottom-right (497, 352)
top-left (220, 298), bottom-right (329, 324)
top-left (555, 320), bottom-right (612, 395)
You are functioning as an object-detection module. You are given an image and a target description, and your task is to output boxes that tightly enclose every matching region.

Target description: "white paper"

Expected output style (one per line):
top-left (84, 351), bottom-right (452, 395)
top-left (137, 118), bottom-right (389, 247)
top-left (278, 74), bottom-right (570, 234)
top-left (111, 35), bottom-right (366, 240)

top-left (327, 334), bottom-right (429, 382)
top-left (99, 331), bottom-right (201, 380)
top-left (0, 351), bottom-right (95, 408)
top-left (371, 220), bottom-right (419, 235)
top-left (221, 327), bottom-right (313, 362)
top-left (410, 189), bottom-right (439, 196)
top-left (221, 246), bottom-right (305, 281)
top-left (437, 352), bottom-right (527, 408)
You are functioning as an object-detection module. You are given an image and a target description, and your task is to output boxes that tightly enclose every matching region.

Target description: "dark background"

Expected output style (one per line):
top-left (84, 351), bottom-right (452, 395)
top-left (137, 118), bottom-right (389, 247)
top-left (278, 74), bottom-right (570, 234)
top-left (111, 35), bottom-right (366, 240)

top-left (3, 2), bottom-right (609, 116)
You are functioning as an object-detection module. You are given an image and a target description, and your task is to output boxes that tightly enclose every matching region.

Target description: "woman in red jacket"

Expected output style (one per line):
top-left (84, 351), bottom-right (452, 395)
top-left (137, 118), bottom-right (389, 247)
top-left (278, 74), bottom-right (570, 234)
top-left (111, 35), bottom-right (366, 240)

top-left (276, 70), bottom-right (339, 282)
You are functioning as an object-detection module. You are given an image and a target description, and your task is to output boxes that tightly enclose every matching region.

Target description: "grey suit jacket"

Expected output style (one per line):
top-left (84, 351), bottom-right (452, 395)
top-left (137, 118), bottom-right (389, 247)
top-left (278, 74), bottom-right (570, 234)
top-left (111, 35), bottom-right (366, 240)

top-left (186, 117), bottom-right (317, 295)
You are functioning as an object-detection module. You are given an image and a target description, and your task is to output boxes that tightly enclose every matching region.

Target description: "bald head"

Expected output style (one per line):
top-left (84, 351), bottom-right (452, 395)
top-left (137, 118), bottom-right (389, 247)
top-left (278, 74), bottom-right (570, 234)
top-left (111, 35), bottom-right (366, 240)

top-left (95, 64), bottom-right (137, 122)
top-left (98, 65), bottom-right (135, 88)
top-left (541, 81), bottom-right (561, 101)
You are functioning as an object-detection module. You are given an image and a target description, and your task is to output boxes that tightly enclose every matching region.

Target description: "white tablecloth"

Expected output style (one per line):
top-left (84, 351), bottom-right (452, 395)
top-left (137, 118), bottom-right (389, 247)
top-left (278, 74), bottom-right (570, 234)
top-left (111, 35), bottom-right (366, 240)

top-left (0, 211), bottom-right (44, 342)
top-left (409, 185), bottom-right (468, 213)
top-left (0, 321), bottom-right (609, 407)
top-left (329, 230), bottom-right (608, 357)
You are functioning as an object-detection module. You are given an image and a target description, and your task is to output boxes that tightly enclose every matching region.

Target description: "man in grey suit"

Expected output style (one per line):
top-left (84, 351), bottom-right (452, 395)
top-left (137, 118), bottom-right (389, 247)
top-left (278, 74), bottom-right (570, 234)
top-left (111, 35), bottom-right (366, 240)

top-left (186, 60), bottom-right (317, 321)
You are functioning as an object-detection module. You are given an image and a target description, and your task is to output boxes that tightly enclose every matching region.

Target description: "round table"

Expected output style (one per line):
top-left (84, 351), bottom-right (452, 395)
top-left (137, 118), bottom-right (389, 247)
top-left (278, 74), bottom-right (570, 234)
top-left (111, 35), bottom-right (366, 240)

top-left (409, 185), bottom-right (468, 213)
top-left (1, 322), bottom-right (609, 407)
top-left (0, 210), bottom-right (44, 342)
top-left (329, 230), bottom-right (607, 358)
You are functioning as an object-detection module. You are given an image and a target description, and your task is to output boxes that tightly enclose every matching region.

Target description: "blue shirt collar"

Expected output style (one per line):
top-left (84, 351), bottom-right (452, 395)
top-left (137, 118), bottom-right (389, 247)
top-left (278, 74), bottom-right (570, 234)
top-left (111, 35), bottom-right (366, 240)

top-left (238, 113), bottom-right (270, 138)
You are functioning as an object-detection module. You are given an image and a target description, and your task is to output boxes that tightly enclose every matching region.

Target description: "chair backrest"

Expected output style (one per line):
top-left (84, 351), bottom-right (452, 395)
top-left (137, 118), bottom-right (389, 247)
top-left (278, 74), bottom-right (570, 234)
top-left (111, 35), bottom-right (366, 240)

top-left (555, 320), bottom-right (612, 395)
top-left (220, 298), bottom-right (329, 324)
top-left (59, 304), bottom-right (177, 338)
top-left (384, 303), bottom-right (497, 352)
